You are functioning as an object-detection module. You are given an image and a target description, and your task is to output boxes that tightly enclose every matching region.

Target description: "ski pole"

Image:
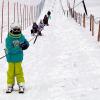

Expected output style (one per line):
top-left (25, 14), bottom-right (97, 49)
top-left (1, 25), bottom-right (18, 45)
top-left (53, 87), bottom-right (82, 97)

top-left (33, 34), bottom-right (38, 44)
top-left (0, 49), bottom-right (6, 59)
top-left (28, 37), bottom-right (35, 42)
top-left (0, 55), bottom-right (6, 59)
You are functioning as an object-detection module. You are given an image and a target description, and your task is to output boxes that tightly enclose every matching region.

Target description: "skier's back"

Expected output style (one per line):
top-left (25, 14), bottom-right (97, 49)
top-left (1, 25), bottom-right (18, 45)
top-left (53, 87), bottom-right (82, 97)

top-left (43, 15), bottom-right (49, 26)
top-left (31, 22), bottom-right (38, 35)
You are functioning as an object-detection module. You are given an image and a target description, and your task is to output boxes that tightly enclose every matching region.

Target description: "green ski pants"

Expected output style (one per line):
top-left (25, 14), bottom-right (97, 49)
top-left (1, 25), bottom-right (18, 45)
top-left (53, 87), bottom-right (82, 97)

top-left (7, 62), bottom-right (25, 85)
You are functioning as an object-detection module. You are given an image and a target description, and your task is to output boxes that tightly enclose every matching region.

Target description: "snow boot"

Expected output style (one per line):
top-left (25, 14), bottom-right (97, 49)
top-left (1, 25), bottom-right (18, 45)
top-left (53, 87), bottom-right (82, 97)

top-left (6, 85), bottom-right (13, 93)
top-left (18, 83), bottom-right (25, 93)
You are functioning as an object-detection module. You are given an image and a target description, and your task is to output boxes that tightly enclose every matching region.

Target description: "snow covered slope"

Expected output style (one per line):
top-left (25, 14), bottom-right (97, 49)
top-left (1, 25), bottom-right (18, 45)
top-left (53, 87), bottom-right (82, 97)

top-left (0, 0), bottom-right (100, 100)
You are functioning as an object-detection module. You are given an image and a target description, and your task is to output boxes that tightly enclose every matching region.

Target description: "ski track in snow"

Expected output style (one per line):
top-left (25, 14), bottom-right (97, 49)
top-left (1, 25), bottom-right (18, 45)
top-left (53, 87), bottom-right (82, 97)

top-left (0, 0), bottom-right (100, 100)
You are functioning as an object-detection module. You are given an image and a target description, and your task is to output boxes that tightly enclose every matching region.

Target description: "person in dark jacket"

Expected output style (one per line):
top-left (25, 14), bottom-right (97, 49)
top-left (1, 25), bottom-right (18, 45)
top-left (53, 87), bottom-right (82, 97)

top-left (31, 22), bottom-right (38, 35)
top-left (43, 11), bottom-right (51, 26)
top-left (43, 15), bottom-right (49, 26)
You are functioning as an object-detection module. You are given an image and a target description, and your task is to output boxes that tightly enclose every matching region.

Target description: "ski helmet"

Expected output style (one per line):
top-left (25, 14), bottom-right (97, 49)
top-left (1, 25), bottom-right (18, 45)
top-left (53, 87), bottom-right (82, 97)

top-left (10, 23), bottom-right (22, 34)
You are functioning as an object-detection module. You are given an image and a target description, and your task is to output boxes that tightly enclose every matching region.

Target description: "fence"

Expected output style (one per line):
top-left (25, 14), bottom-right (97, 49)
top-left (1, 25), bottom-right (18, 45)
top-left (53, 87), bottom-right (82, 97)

top-left (0, 0), bottom-right (45, 43)
top-left (67, 4), bottom-right (100, 42)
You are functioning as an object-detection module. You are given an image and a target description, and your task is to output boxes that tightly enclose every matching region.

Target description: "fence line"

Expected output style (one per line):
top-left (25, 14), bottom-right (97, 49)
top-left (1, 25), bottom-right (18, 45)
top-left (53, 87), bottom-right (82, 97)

top-left (47, 0), bottom-right (100, 43)
top-left (67, 5), bottom-right (100, 42)
top-left (0, 0), bottom-right (45, 44)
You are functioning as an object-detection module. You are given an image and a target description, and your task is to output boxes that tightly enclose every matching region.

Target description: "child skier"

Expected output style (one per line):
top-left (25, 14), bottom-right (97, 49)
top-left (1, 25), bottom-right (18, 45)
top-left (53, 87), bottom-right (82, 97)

top-left (47, 11), bottom-right (51, 20)
top-left (5, 23), bottom-right (29, 93)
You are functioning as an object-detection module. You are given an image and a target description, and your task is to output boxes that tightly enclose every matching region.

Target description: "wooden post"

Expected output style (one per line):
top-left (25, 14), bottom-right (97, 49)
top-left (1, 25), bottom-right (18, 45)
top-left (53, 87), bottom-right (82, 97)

top-left (83, 13), bottom-right (85, 28)
top-left (30, 6), bottom-right (32, 25)
top-left (36, 5), bottom-right (38, 20)
top-left (20, 4), bottom-right (22, 27)
top-left (78, 13), bottom-right (80, 23)
top-left (31, 6), bottom-right (34, 23)
top-left (39, 4), bottom-right (42, 16)
top-left (30, 6), bottom-right (33, 24)
top-left (97, 21), bottom-right (100, 41)
top-left (91, 15), bottom-right (94, 36)
top-left (14, 3), bottom-right (16, 23)
top-left (72, 0), bottom-right (75, 18)
top-left (80, 14), bottom-right (82, 26)
top-left (76, 12), bottom-right (77, 22)
top-left (74, 11), bottom-right (76, 20)
top-left (25, 5), bottom-right (26, 29)
top-left (34, 6), bottom-right (35, 21)
top-left (78, 13), bottom-right (81, 25)
top-left (68, 3), bottom-right (70, 13)
top-left (74, 11), bottom-right (75, 19)
top-left (29, 6), bottom-right (31, 25)
top-left (8, 0), bottom-right (10, 33)
top-left (90, 14), bottom-right (92, 31)
top-left (27, 5), bottom-right (28, 27)
top-left (23, 5), bottom-right (25, 30)
top-left (17, 2), bottom-right (19, 23)
top-left (78, 13), bottom-right (80, 24)
top-left (67, 10), bottom-right (68, 17)
top-left (1, 0), bottom-right (4, 43)
top-left (70, 8), bottom-right (72, 17)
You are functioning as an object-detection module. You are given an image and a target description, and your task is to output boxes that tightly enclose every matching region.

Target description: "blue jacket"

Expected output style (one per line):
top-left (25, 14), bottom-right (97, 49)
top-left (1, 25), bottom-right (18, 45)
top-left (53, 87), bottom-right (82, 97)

top-left (6, 33), bottom-right (29, 62)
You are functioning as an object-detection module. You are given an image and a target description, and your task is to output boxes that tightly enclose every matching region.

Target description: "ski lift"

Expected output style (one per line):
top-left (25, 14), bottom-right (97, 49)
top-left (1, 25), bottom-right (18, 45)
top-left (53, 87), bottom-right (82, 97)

top-left (73, 0), bottom-right (88, 15)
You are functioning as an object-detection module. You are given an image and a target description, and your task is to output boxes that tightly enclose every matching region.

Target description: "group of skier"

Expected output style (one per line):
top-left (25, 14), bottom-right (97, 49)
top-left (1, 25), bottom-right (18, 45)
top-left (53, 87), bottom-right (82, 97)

top-left (5, 10), bottom-right (51, 94)
top-left (31, 10), bottom-right (51, 36)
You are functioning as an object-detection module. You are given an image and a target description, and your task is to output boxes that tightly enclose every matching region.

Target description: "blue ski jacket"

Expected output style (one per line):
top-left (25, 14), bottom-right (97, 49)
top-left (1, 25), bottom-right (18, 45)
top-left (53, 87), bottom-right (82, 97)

top-left (6, 32), bottom-right (29, 62)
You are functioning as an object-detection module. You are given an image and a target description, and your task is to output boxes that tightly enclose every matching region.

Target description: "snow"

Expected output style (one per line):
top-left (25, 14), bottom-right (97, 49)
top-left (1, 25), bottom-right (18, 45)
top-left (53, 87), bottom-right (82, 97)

top-left (0, 0), bottom-right (100, 100)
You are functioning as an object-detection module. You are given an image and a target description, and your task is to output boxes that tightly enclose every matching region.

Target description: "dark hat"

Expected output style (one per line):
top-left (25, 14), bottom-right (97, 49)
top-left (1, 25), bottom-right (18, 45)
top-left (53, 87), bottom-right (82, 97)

top-left (47, 11), bottom-right (51, 16)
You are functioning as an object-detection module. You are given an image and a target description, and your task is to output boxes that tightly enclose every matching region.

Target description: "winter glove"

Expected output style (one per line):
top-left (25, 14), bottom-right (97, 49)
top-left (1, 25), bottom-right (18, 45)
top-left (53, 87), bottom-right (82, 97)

top-left (19, 41), bottom-right (29, 50)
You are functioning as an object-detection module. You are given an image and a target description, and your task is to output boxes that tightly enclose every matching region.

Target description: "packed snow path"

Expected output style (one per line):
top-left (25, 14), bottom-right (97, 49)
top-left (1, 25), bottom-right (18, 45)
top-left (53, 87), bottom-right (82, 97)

top-left (0, 0), bottom-right (100, 100)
